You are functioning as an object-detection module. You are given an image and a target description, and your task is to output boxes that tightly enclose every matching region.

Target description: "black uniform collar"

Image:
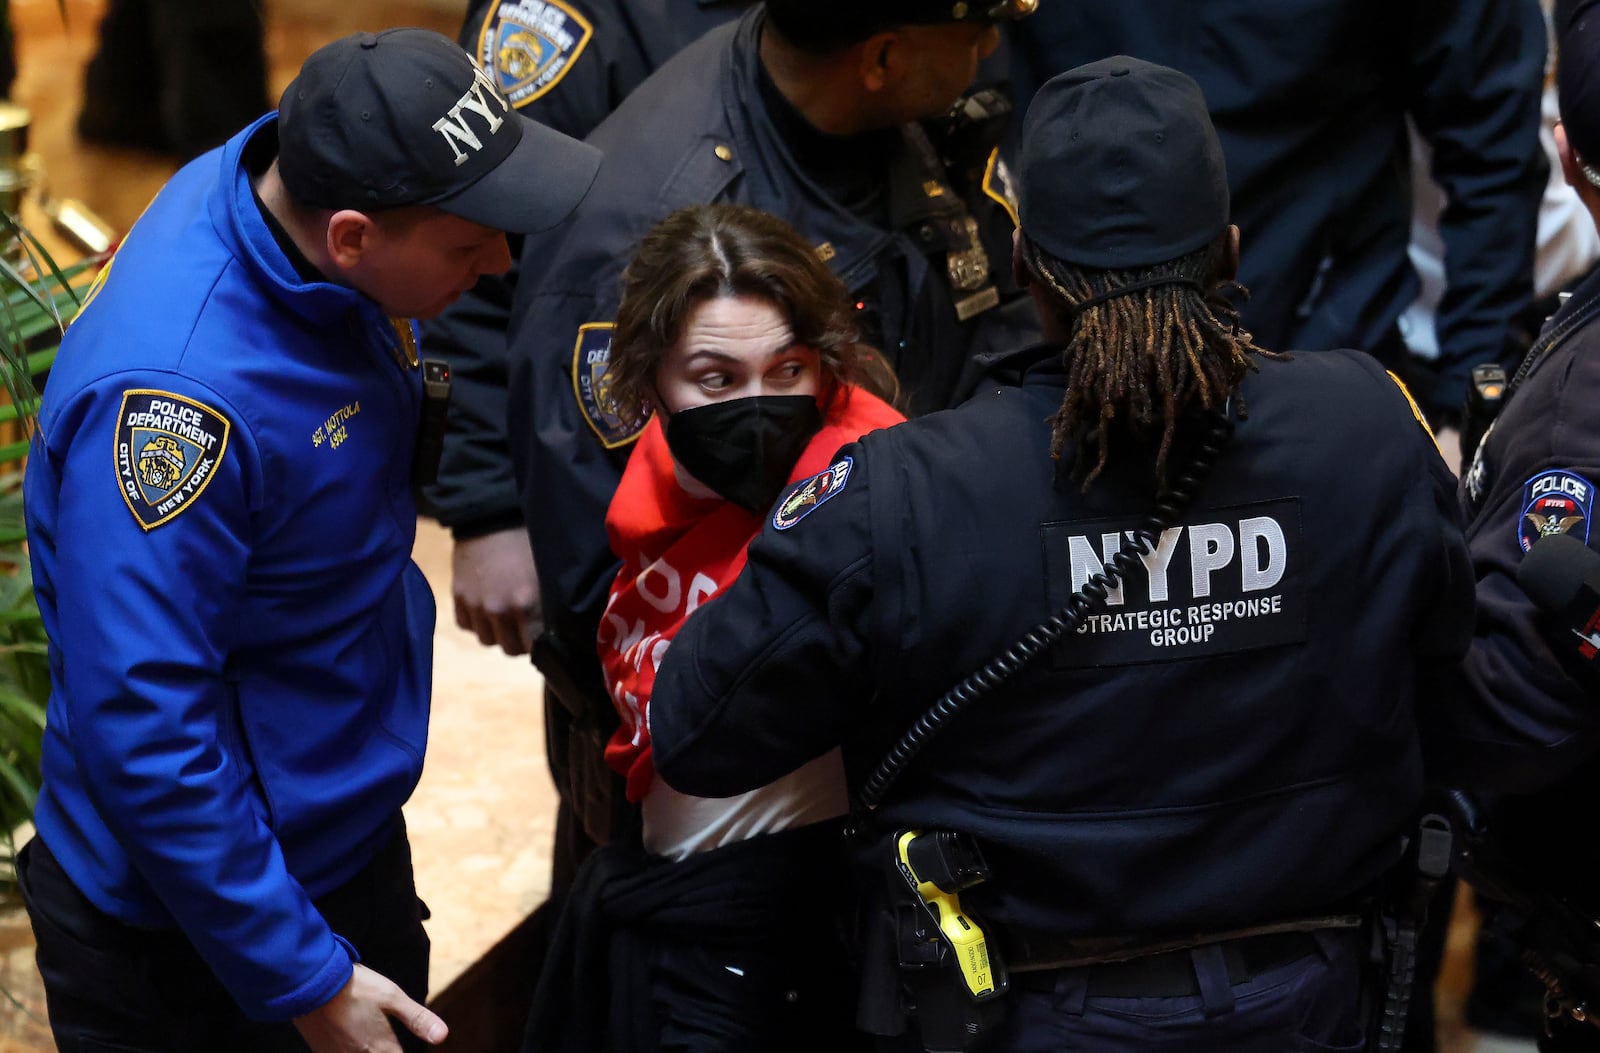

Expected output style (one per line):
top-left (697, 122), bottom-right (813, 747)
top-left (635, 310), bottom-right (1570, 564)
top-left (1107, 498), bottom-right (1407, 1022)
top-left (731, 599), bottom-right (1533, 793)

top-left (974, 341), bottom-right (1069, 386)
top-left (243, 126), bottom-right (327, 287)
top-left (754, 37), bottom-right (899, 219)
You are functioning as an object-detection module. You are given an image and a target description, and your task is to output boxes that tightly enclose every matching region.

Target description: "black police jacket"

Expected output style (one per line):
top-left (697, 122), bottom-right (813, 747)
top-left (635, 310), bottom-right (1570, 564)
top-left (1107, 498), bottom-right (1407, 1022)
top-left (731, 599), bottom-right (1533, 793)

top-left (651, 345), bottom-right (1472, 954)
top-left (506, 7), bottom-right (1038, 650)
top-left (420, 0), bottom-right (753, 533)
top-left (1010, 0), bottom-right (1547, 415)
top-left (1444, 265), bottom-right (1600, 792)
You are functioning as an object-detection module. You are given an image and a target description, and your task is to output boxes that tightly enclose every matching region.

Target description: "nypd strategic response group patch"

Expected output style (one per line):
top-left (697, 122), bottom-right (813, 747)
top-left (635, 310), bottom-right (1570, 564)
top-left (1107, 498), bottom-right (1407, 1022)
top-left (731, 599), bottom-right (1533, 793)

top-left (115, 390), bottom-right (230, 530)
top-left (572, 322), bottom-right (645, 448)
top-left (774, 458), bottom-right (852, 530)
top-left (1043, 498), bottom-right (1308, 667)
top-left (477, 0), bottom-right (594, 109)
top-left (1519, 469), bottom-right (1594, 552)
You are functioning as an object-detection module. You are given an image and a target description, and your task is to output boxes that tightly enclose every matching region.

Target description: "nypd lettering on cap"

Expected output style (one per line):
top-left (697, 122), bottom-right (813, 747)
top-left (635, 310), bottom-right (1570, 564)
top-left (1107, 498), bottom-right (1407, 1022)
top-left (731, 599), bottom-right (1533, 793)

top-left (431, 64), bottom-right (512, 167)
top-left (1519, 469), bottom-right (1594, 552)
top-left (476, 0), bottom-right (594, 109)
top-left (774, 458), bottom-right (852, 530)
top-left (115, 390), bottom-right (231, 531)
top-left (1042, 498), bottom-right (1306, 667)
top-left (572, 322), bottom-right (644, 449)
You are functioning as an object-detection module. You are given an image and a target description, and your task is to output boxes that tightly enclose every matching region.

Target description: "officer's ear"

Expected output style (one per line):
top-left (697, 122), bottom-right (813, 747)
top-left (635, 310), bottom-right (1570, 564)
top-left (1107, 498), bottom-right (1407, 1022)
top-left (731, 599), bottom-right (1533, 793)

top-left (857, 31), bottom-right (899, 94)
top-left (1011, 227), bottom-right (1031, 290)
top-left (1219, 224), bottom-right (1240, 285)
top-left (325, 209), bottom-right (377, 272)
top-left (1556, 123), bottom-right (1600, 224)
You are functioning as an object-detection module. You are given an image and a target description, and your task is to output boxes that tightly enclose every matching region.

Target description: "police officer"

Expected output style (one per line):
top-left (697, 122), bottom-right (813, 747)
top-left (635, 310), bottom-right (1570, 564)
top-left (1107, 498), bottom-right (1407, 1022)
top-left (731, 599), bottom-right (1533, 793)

top-left (1438, 3), bottom-right (1600, 1047)
top-left (1008, 0), bottom-right (1548, 458)
top-left (500, 0), bottom-right (1041, 875)
top-left (18, 30), bottom-right (599, 1053)
top-left (649, 57), bottom-right (1474, 1051)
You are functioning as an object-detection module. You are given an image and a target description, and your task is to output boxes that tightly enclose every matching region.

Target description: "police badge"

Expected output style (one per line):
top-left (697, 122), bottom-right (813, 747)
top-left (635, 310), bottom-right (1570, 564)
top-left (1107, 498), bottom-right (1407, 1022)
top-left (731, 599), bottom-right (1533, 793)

top-left (476, 0), bottom-right (595, 109)
top-left (115, 390), bottom-right (231, 530)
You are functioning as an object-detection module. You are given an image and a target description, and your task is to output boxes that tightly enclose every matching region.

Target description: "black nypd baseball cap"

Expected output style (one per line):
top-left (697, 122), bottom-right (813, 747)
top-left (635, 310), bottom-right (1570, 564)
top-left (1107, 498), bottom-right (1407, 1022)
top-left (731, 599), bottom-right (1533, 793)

top-left (1017, 56), bottom-right (1230, 269)
top-left (278, 28), bottom-right (601, 235)
top-left (1558, 0), bottom-right (1600, 173)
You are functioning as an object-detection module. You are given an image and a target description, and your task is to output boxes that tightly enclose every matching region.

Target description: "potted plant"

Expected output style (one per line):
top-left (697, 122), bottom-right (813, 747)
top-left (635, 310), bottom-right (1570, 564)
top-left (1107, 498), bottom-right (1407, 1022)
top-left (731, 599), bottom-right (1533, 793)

top-left (0, 212), bottom-right (93, 890)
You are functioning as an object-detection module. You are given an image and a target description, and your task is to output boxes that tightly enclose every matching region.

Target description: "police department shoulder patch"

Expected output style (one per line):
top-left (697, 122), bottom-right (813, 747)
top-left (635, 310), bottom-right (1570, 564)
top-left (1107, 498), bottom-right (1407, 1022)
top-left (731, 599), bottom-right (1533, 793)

top-left (774, 457), bottom-right (852, 531)
top-left (1519, 469), bottom-right (1595, 553)
top-left (476, 0), bottom-right (594, 109)
top-left (571, 322), bottom-right (645, 449)
top-left (115, 389), bottom-right (230, 531)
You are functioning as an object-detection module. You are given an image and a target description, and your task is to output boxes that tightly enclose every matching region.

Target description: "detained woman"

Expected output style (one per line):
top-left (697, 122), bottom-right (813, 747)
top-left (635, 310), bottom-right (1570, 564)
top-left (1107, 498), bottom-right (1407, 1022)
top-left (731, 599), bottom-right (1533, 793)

top-left (522, 204), bottom-right (902, 1053)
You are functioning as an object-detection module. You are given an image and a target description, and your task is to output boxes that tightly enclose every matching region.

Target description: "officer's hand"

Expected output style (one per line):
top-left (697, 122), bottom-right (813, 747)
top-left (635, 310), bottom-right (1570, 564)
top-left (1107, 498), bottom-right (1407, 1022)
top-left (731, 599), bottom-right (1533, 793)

top-left (1436, 426), bottom-right (1462, 480)
top-left (292, 963), bottom-right (447, 1053)
top-left (451, 528), bottom-right (543, 656)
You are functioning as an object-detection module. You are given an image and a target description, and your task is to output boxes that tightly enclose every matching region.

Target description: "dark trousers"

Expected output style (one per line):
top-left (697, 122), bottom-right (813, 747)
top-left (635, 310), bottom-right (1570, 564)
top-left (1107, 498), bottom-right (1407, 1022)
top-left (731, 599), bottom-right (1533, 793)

top-left (19, 822), bottom-right (431, 1053)
top-left (939, 929), bottom-right (1369, 1053)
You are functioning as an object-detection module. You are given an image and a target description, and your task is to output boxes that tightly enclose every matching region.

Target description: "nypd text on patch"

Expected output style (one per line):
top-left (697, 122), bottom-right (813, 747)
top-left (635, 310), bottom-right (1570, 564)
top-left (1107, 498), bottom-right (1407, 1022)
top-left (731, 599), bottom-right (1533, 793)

top-left (1519, 469), bottom-right (1595, 552)
top-left (115, 389), bottom-right (231, 531)
top-left (477, 0), bottom-right (595, 109)
top-left (1042, 498), bottom-right (1306, 667)
top-left (773, 458), bottom-right (852, 530)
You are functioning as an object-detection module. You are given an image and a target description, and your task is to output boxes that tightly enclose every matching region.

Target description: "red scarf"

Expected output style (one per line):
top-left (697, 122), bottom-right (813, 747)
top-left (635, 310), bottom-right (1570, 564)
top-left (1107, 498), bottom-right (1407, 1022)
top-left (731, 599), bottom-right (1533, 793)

top-left (599, 386), bottom-right (903, 802)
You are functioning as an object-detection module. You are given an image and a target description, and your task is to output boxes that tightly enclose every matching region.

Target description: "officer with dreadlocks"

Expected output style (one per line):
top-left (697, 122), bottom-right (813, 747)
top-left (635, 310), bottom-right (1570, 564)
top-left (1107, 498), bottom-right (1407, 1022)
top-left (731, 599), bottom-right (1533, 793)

top-left (647, 57), bottom-right (1473, 1051)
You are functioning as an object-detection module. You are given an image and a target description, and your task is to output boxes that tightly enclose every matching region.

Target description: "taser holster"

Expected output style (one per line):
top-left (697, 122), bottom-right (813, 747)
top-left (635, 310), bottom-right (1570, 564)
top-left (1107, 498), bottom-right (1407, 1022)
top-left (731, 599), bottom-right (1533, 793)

top-left (858, 828), bottom-right (1010, 1053)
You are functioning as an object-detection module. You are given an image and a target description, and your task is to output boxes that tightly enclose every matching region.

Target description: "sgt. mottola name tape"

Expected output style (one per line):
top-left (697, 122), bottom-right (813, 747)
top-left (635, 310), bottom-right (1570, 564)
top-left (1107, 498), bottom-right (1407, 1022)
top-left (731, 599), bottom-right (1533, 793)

top-left (114, 389), bottom-right (231, 530)
top-left (1042, 498), bottom-right (1307, 667)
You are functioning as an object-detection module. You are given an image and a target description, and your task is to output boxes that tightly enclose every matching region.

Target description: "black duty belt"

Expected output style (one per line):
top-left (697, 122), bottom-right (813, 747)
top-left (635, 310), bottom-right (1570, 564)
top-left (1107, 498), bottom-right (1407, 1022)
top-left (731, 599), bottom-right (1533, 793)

top-left (1011, 930), bottom-right (1330, 999)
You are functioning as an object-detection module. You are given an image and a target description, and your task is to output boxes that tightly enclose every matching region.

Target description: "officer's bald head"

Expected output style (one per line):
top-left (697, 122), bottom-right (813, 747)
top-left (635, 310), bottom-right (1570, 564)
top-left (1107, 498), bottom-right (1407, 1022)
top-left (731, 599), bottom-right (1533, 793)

top-left (763, 0), bottom-right (1034, 56)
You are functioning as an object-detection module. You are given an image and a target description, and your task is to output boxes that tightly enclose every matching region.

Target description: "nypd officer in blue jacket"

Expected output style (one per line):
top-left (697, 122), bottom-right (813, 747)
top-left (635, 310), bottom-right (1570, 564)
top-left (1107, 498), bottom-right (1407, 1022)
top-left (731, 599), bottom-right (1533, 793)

top-left (18, 29), bottom-right (598, 1053)
top-left (649, 58), bottom-right (1474, 1051)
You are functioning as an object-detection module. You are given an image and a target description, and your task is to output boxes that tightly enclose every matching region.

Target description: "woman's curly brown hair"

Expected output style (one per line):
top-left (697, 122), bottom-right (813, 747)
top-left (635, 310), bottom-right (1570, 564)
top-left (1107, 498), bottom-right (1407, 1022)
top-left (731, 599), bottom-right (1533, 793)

top-left (605, 204), bottom-right (878, 424)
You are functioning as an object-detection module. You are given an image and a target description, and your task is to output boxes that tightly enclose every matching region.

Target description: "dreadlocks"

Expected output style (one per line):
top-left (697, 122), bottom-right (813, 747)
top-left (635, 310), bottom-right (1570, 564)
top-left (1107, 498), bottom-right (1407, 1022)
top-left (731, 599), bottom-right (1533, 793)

top-left (1021, 232), bottom-right (1285, 488)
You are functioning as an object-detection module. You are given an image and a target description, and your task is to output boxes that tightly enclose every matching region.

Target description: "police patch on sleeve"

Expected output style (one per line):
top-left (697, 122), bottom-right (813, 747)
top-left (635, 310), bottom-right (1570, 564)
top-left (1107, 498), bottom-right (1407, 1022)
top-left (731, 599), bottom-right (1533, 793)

top-left (476, 0), bottom-right (594, 109)
top-left (1519, 469), bottom-right (1595, 552)
top-left (115, 390), bottom-right (230, 531)
top-left (773, 458), bottom-right (852, 530)
top-left (572, 322), bottom-right (645, 449)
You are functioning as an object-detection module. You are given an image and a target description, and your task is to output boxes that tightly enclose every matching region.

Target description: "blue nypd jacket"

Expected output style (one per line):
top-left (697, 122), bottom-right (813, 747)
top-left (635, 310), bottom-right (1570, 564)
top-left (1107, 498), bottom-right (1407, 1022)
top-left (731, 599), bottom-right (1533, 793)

top-left (24, 115), bottom-right (434, 1021)
top-left (652, 346), bottom-right (1473, 952)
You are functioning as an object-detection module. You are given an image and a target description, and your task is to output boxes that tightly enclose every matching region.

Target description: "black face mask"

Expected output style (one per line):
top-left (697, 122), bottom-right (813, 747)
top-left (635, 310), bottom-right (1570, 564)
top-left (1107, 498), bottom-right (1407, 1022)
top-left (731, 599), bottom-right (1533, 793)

top-left (663, 395), bottom-right (824, 514)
